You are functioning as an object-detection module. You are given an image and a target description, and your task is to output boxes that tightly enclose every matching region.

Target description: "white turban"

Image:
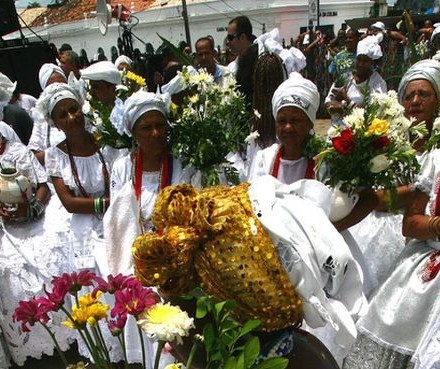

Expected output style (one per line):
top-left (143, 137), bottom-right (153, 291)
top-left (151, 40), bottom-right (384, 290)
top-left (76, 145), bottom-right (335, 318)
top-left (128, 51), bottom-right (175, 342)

top-left (397, 58), bottom-right (440, 104)
top-left (271, 72), bottom-right (319, 124)
top-left (38, 63), bottom-right (66, 90)
top-left (371, 21), bottom-right (386, 32)
top-left (123, 90), bottom-right (170, 136)
top-left (114, 55), bottom-right (133, 69)
top-left (35, 82), bottom-right (83, 127)
top-left (357, 35), bottom-right (383, 60)
top-left (0, 72), bottom-right (16, 121)
top-left (254, 28), bottom-right (306, 74)
top-left (431, 24), bottom-right (440, 42)
top-left (81, 61), bottom-right (122, 85)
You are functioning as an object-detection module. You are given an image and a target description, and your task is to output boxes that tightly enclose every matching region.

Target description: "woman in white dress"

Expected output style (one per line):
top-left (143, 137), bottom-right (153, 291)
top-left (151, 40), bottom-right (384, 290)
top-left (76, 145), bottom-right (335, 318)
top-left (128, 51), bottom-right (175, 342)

top-left (349, 58), bottom-right (440, 292)
top-left (28, 63), bottom-right (67, 165)
top-left (103, 90), bottom-right (194, 366)
top-left (0, 73), bottom-right (72, 366)
top-left (36, 82), bottom-right (117, 273)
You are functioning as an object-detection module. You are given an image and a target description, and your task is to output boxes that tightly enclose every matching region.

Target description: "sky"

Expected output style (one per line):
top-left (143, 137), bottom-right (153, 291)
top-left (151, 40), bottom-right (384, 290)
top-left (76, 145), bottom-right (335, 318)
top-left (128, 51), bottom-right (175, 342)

top-left (14, 0), bottom-right (53, 9)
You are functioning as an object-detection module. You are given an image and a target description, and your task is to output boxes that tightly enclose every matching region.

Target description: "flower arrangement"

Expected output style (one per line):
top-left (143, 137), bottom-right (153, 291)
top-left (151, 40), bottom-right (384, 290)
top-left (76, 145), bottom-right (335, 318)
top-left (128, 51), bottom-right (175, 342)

top-left (83, 83), bottom-right (132, 149)
top-left (170, 66), bottom-right (251, 187)
top-left (118, 71), bottom-right (147, 101)
top-left (13, 271), bottom-right (194, 369)
top-left (316, 91), bottom-right (423, 199)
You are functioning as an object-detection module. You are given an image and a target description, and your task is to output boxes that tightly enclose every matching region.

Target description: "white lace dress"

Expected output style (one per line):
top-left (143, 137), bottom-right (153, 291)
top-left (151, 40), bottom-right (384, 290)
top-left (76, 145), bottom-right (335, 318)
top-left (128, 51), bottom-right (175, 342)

top-left (0, 141), bottom-right (73, 367)
top-left (343, 149), bottom-right (440, 369)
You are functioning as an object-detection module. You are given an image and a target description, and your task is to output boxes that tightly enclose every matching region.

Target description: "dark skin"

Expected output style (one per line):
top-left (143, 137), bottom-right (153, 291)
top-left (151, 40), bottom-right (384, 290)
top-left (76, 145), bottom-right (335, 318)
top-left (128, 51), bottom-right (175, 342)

top-left (50, 98), bottom-right (109, 214)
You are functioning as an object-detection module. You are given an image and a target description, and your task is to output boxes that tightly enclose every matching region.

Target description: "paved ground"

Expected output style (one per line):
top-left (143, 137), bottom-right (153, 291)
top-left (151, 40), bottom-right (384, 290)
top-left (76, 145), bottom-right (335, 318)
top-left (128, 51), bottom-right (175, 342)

top-left (315, 118), bottom-right (331, 137)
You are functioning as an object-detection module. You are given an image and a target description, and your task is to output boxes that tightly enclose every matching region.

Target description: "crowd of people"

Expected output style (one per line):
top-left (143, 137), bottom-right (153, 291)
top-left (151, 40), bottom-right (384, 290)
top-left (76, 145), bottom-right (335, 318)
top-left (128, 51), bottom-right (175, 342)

top-left (0, 11), bottom-right (439, 369)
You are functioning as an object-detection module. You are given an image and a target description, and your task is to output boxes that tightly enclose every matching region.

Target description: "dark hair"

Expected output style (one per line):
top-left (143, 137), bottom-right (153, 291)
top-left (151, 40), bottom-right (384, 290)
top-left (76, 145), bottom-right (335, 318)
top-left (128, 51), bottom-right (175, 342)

top-left (229, 15), bottom-right (253, 41)
top-left (251, 53), bottom-right (285, 148)
top-left (62, 50), bottom-right (81, 69)
top-left (59, 43), bottom-right (72, 53)
top-left (346, 28), bottom-right (360, 39)
top-left (195, 37), bottom-right (215, 51)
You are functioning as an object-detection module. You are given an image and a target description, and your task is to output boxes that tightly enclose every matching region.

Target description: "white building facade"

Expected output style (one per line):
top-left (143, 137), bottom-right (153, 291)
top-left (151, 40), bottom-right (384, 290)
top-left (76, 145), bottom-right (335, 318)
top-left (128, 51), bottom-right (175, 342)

top-left (13, 0), bottom-right (372, 57)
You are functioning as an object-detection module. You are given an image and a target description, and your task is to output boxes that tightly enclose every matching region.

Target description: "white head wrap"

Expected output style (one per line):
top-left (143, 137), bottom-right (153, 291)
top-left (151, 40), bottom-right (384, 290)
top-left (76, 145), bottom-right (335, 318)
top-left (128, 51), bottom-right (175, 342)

top-left (123, 90), bottom-right (170, 136)
top-left (114, 55), bottom-right (133, 69)
top-left (35, 82), bottom-right (83, 127)
top-left (38, 63), bottom-right (66, 90)
top-left (371, 21), bottom-right (386, 32)
top-left (254, 28), bottom-right (306, 74)
top-left (431, 23), bottom-right (440, 42)
top-left (271, 72), bottom-right (319, 124)
top-left (0, 72), bottom-right (17, 121)
top-left (81, 61), bottom-right (122, 85)
top-left (356, 35), bottom-right (383, 60)
top-left (397, 58), bottom-right (440, 104)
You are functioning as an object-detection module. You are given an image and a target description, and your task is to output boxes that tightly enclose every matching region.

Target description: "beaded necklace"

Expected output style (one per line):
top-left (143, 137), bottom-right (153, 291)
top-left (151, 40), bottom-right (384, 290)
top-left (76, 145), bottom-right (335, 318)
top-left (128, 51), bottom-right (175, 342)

top-left (65, 136), bottom-right (110, 198)
top-left (270, 145), bottom-right (315, 180)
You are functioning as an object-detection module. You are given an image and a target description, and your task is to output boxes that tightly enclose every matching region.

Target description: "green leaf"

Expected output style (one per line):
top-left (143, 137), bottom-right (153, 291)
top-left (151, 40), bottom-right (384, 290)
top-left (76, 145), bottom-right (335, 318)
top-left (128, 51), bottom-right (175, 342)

top-left (214, 300), bottom-right (236, 321)
top-left (253, 357), bottom-right (289, 369)
top-left (157, 34), bottom-right (193, 66)
top-left (237, 319), bottom-right (261, 339)
top-left (196, 296), bottom-right (210, 318)
top-left (203, 324), bottom-right (215, 351)
top-left (225, 356), bottom-right (238, 369)
top-left (243, 336), bottom-right (260, 369)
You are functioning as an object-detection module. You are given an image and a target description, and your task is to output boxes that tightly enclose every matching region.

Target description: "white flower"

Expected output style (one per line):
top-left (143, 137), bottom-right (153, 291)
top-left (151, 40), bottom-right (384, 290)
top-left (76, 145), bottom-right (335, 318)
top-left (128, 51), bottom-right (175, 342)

top-left (344, 108), bottom-right (365, 130)
top-left (369, 154), bottom-right (391, 173)
top-left (433, 117), bottom-right (440, 133)
top-left (327, 126), bottom-right (339, 138)
top-left (245, 130), bottom-right (260, 144)
top-left (253, 109), bottom-right (261, 119)
top-left (82, 101), bottom-right (91, 115)
top-left (137, 302), bottom-right (194, 345)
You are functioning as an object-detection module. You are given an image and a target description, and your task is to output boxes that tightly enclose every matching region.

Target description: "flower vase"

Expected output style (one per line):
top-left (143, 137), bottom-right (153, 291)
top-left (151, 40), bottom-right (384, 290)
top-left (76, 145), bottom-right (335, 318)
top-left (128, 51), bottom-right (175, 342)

top-left (328, 183), bottom-right (359, 222)
top-left (0, 168), bottom-right (32, 204)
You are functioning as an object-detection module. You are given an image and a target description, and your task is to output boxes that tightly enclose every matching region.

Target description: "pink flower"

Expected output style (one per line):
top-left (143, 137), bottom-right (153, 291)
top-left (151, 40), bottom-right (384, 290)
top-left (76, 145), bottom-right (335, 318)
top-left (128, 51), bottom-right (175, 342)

top-left (13, 298), bottom-right (50, 332)
top-left (92, 274), bottom-right (137, 297)
top-left (52, 270), bottom-right (97, 295)
top-left (112, 284), bottom-right (159, 318)
top-left (108, 313), bottom-right (128, 336)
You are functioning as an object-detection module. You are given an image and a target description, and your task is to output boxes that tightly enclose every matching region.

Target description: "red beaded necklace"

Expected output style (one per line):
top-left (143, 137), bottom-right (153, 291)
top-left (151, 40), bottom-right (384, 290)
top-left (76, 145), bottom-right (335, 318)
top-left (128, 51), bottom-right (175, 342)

top-left (270, 145), bottom-right (315, 180)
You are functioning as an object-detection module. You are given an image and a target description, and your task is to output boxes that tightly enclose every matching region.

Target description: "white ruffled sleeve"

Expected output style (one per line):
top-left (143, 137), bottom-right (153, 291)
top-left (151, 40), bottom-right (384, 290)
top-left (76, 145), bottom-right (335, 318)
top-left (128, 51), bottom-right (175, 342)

top-left (414, 149), bottom-right (439, 195)
top-left (45, 146), bottom-right (63, 177)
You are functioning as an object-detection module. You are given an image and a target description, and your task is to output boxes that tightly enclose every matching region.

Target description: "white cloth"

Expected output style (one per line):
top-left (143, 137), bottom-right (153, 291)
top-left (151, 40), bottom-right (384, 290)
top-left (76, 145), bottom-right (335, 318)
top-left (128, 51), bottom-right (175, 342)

top-left (81, 61), bottom-right (122, 85)
top-left (0, 138), bottom-right (74, 366)
top-left (248, 176), bottom-right (365, 350)
top-left (357, 35), bottom-right (383, 60)
top-left (122, 90), bottom-right (170, 136)
top-left (0, 121), bottom-right (22, 144)
top-left (0, 73), bottom-right (16, 102)
top-left (247, 143), bottom-right (310, 184)
top-left (114, 55), bottom-right (133, 69)
top-left (356, 148), bottom-right (440, 357)
top-left (38, 63), bottom-right (66, 90)
top-left (13, 93), bottom-right (37, 114)
top-left (271, 72), bottom-right (319, 123)
top-left (27, 110), bottom-right (66, 152)
top-left (325, 71), bottom-right (387, 107)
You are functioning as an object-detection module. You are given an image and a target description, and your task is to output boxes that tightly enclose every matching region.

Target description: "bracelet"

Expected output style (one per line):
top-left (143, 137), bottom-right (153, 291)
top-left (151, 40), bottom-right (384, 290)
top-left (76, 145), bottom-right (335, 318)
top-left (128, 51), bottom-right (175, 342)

top-left (427, 216), bottom-right (440, 238)
top-left (94, 197), bottom-right (104, 214)
top-left (27, 197), bottom-right (45, 220)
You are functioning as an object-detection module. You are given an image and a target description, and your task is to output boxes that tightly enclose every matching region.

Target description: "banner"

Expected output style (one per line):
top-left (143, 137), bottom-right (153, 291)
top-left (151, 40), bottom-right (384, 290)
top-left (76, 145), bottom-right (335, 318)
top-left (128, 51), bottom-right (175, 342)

top-left (309, 0), bottom-right (318, 21)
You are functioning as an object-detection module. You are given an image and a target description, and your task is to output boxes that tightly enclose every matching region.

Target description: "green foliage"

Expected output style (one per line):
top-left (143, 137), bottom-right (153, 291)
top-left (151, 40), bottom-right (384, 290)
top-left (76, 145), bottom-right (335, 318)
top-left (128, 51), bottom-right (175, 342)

top-left (189, 292), bottom-right (288, 369)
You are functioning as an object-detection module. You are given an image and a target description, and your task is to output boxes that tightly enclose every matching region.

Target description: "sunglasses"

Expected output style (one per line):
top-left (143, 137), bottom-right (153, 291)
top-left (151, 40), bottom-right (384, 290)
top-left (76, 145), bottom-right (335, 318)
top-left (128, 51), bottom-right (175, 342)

top-left (226, 32), bottom-right (242, 41)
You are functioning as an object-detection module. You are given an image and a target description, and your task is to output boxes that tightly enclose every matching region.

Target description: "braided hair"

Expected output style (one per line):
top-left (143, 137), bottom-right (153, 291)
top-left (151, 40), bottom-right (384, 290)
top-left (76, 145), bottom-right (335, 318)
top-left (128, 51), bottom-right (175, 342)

top-left (251, 53), bottom-right (285, 149)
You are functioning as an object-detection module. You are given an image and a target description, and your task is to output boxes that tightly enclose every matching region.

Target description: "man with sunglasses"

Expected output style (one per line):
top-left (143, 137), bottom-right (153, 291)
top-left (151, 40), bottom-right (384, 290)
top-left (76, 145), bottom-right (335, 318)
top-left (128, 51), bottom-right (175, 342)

top-left (226, 15), bottom-right (258, 106)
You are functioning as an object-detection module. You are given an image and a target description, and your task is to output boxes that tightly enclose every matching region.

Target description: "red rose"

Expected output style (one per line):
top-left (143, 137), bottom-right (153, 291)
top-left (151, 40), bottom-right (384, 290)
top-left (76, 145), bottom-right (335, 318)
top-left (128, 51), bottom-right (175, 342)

top-left (332, 128), bottom-right (354, 155)
top-left (372, 136), bottom-right (391, 149)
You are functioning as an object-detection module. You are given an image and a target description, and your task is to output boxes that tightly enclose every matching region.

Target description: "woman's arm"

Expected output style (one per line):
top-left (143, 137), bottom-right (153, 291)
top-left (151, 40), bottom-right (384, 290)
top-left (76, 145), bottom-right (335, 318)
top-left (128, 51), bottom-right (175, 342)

top-left (51, 176), bottom-right (109, 214)
top-left (402, 189), bottom-right (432, 239)
top-left (333, 190), bottom-right (378, 231)
top-left (375, 184), bottom-right (413, 212)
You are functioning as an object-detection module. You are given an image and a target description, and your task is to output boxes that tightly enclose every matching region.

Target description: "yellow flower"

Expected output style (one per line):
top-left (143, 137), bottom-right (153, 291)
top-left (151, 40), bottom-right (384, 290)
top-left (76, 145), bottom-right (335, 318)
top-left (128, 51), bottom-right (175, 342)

top-left (164, 364), bottom-right (183, 369)
top-left (125, 71), bottom-right (146, 87)
top-left (366, 118), bottom-right (389, 136)
top-left (62, 292), bottom-right (109, 329)
top-left (189, 94), bottom-right (199, 104)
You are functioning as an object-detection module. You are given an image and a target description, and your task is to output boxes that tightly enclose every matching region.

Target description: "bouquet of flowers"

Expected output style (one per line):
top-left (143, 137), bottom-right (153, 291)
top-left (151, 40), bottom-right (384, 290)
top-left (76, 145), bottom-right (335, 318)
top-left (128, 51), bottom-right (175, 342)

top-left (170, 66), bottom-right (250, 187)
top-left (118, 70), bottom-right (147, 101)
top-left (83, 83), bottom-right (132, 149)
top-left (13, 271), bottom-right (194, 369)
top-left (316, 91), bottom-right (423, 202)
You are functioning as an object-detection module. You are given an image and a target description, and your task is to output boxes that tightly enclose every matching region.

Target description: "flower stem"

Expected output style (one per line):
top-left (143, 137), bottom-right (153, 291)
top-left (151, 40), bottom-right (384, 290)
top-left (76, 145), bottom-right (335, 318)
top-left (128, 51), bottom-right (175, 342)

top-left (117, 332), bottom-right (129, 369)
top-left (137, 325), bottom-right (146, 369)
top-left (40, 323), bottom-right (70, 367)
top-left (153, 340), bottom-right (166, 369)
top-left (96, 323), bottom-right (112, 365)
top-left (185, 342), bottom-right (199, 369)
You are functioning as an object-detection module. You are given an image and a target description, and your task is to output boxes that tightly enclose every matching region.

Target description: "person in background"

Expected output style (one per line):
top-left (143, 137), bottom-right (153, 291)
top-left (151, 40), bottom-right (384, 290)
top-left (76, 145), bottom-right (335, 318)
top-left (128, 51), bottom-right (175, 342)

top-left (226, 15), bottom-right (258, 106)
top-left (114, 55), bottom-right (133, 71)
top-left (195, 36), bottom-right (229, 85)
top-left (9, 87), bottom-right (37, 115)
top-left (59, 50), bottom-right (81, 81)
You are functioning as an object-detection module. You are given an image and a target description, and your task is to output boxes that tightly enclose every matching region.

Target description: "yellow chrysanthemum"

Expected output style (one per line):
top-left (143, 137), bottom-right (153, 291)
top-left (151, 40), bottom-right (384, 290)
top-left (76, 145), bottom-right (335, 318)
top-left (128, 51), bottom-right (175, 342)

top-left (164, 364), bottom-right (183, 369)
top-left (366, 118), bottom-right (389, 137)
top-left (125, 71), bottom-right (146, 87)
top-left (62, 293), bottom-right (109, 329)
top-left (189, 94), bottom-right (199, 104)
